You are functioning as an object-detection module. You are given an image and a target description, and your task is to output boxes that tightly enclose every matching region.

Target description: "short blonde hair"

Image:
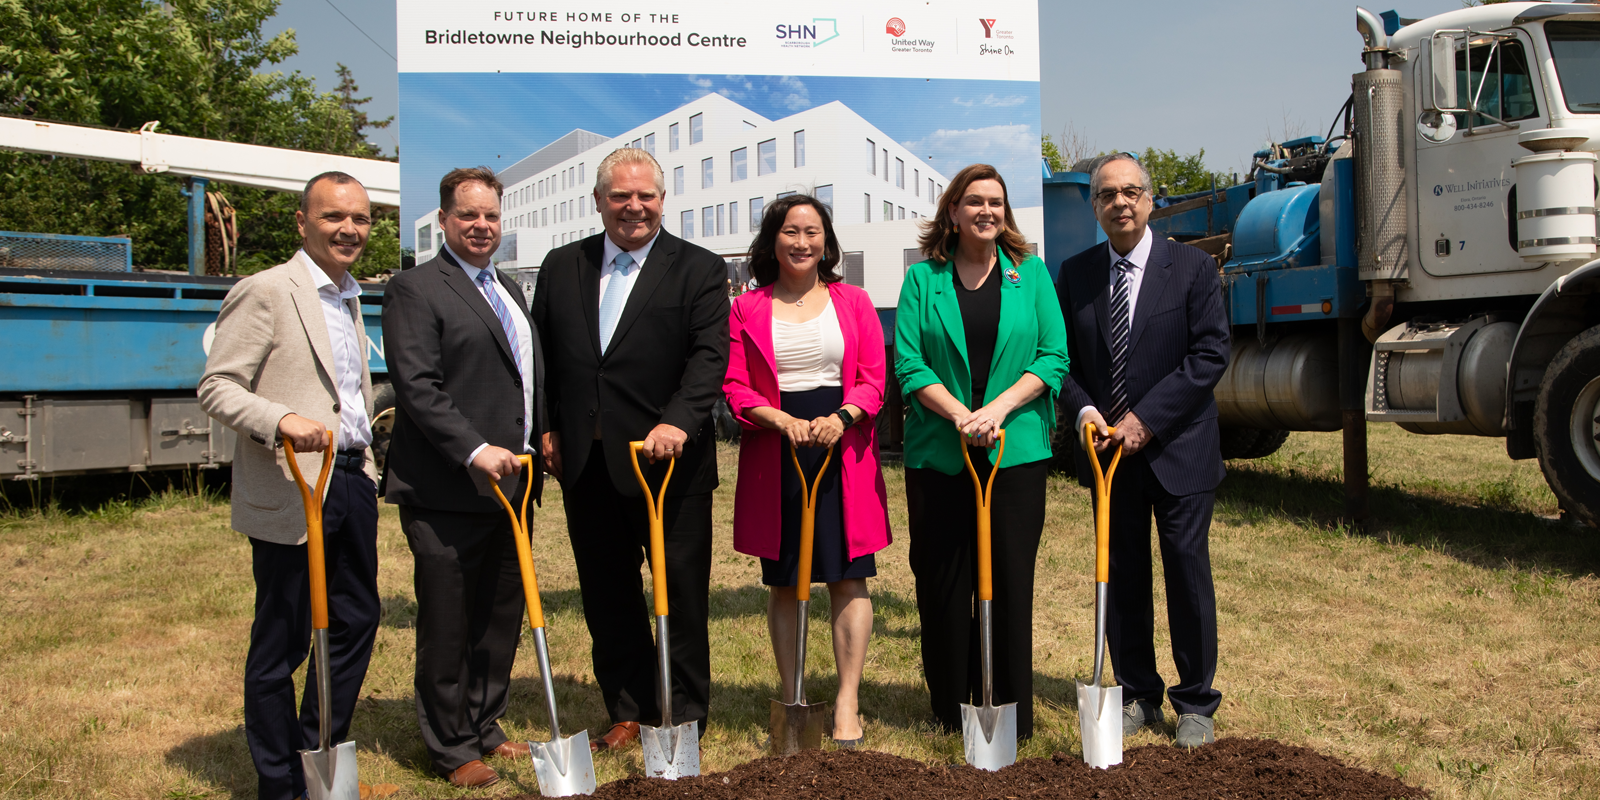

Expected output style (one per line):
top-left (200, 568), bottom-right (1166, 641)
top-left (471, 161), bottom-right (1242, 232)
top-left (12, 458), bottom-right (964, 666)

top-left (594, 148), bottom-right (665, 196)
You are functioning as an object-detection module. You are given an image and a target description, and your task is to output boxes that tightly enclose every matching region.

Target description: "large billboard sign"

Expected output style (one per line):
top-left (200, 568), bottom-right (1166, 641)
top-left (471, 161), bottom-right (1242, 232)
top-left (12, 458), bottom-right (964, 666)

top-left (397, 1), bottom-right (1041, 306)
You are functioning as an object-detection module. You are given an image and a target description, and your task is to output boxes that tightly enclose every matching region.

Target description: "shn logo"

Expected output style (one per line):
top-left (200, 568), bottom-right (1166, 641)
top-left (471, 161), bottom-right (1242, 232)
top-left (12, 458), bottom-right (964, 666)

top-left (979, 18), bottom-right (997, 38)
top-left (886, 17), bottom-right (906, 36)
top-left (776, 18), bottom-right (840, 47)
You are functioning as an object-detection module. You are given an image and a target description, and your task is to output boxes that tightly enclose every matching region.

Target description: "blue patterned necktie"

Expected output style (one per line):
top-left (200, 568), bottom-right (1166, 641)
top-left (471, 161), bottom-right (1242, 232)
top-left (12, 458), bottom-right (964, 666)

top-left (476, 267), bottom-right (524, 379)
top-left (598, 251), bottom-right (636, 353)
top-left (1107, 258), bottom-right (1134, 424)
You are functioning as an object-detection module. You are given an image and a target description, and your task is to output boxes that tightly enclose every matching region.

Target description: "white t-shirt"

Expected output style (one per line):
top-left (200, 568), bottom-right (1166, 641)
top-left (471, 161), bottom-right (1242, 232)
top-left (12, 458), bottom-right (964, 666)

top-left (773, 299), bottom-right (845, 392)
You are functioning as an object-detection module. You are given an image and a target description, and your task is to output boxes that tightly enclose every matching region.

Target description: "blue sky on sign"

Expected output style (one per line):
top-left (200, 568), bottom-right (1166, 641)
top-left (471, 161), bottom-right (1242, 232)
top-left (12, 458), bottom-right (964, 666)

top-left (398, 73), bottom-right (1042, 248)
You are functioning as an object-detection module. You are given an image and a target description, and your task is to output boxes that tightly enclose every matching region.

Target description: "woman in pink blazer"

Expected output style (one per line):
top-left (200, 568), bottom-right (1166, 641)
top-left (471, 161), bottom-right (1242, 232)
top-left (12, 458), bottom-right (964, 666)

top-left (724, 194), bottom-right (891, 747)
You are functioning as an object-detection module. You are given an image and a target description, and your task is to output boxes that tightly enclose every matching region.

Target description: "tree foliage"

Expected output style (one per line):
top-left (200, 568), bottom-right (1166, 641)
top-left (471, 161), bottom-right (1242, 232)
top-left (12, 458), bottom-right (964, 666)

top-left (0, 0), bottom-right (396, 272)
top-left (1139, 147), bottom-right (1233, 197)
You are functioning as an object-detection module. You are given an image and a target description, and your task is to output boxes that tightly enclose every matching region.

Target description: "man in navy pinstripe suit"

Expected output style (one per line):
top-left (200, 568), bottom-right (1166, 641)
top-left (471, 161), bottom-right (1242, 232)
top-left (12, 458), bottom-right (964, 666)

top-left (1056, 153), bottom-right (1231, 748)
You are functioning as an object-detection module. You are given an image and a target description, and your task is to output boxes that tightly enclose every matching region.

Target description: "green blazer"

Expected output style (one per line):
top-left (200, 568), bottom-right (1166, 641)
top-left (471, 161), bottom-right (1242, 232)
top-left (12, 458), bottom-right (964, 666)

top-left (894, 250), bottom-right (1069, 474)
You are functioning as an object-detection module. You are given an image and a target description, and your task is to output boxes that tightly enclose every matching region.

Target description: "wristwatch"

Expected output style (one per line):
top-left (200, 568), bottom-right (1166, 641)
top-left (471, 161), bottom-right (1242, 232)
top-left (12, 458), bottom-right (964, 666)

top-left (834, 408), bottom-right (855, 428)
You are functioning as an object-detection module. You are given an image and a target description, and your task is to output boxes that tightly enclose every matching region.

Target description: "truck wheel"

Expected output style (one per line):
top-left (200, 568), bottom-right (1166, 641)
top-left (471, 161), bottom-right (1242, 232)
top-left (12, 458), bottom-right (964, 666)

top-left (1534, 325), bottom-right (1600, 527)
top-left (1219, 427), bottom-right (1290, 460)
top-left (370, 382), bottom-right (396, 475)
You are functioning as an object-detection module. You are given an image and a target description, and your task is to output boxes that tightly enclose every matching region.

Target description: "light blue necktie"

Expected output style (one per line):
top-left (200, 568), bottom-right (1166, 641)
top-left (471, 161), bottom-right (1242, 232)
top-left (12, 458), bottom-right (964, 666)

top-left (598, 251), bottom-right (635, 353)
top-left (476, 267), bottom-right (529, 441)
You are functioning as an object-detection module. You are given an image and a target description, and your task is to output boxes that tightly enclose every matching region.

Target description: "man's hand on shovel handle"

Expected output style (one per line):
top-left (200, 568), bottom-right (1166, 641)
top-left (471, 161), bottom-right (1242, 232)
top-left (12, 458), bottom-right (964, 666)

top-left (640, 423), bottom-right (688, 463)
top-left (278, 413), bottom-right (330, 453)
top-left (473, 446), bottom-right (524, 481)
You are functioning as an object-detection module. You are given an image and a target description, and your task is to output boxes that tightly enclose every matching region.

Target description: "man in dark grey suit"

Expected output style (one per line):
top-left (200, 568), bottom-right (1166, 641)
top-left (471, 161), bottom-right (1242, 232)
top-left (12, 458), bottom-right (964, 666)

top-left (382, 166), bottom-right (544, 789)
top-left (1056, 152), bottom-right (1230, 748)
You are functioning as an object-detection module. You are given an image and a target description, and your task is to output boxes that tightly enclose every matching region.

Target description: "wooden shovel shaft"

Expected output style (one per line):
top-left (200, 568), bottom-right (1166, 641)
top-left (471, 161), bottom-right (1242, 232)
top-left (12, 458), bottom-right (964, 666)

top-left (283, 432), bottom-right (335, 630)
top-left (1082, 424), bottom-right (1122, 584)
top-left (960, 430), bottom-right (1006, 602)
top-left (489, 455), bottom-right (544, 630)
top-left (629, 442), bottom-right (676, 617)
top-left (789, 444), bottom-right (833, 603)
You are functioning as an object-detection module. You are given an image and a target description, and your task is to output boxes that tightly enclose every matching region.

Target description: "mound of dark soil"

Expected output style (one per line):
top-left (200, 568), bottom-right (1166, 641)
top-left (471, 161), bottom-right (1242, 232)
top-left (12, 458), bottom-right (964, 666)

top-left (510, 738), bottom-right (1428, 799)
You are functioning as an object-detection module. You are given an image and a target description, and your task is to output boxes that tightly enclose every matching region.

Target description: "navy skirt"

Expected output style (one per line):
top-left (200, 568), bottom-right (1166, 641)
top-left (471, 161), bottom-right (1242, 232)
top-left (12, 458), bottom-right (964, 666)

top-left (761, 385), bottom-right (878, 587)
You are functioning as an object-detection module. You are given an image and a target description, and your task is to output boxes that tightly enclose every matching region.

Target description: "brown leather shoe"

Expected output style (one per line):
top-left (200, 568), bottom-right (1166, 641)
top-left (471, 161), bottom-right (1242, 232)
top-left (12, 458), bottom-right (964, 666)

top-left (589, 721), bottom-right (641, 753)
top-left (488, 740), bottom-right (530, 759)
top-left (447, 759), bottom-right (500, 788)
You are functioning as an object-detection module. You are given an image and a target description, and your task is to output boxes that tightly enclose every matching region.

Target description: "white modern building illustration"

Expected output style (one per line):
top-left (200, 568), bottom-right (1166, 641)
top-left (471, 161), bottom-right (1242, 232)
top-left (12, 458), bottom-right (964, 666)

top-left (413, 92), bottom-right (1040, 307)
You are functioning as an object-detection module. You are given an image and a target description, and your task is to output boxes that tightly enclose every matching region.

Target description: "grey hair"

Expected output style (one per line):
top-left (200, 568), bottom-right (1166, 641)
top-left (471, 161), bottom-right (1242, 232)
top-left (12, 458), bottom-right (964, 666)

top-left (1087, 152), bottom-right (1153, 200)
top-left (594, 147), bottom-right (666, 196)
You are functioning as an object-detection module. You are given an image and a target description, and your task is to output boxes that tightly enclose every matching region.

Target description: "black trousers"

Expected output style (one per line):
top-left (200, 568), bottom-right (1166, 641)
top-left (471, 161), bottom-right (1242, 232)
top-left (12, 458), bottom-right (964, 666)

top-left (906, 454), bottom-right (1048, 739)
top-left (1099, 453), bottom-right (1221, 718)
top-left (563, 440), bottom-right (713, 730)
top-left (243, 468), bottom-right (379, 800)
top-left (399, 503), bottom-right (527, 775)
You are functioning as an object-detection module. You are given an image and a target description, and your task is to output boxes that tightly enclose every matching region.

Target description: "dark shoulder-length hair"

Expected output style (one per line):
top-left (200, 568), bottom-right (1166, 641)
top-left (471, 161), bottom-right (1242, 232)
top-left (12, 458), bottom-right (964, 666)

top-left (916, 163), bottom-right (1031, 267)
top-left (746, 194), bottom-right (844, 287)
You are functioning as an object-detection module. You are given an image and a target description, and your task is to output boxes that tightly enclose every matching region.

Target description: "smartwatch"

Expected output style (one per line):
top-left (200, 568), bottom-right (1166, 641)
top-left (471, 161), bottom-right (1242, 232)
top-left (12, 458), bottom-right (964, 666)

top-left (834, 408), bottom-right (855, 428)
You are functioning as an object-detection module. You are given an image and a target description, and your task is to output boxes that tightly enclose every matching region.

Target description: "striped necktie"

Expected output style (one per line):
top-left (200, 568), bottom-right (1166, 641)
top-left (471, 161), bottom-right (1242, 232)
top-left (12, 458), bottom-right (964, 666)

top-left (1107, 257), bottom-right (1134, 424)
top-left (598, 251), bottom-right (635, 353)
top-left (476, 267), bottom-right (524, 379)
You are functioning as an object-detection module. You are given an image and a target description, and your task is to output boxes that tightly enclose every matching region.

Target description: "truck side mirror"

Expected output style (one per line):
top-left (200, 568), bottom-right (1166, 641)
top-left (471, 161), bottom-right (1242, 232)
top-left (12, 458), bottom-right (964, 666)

top-left (1431, 33), bottom-right (1458, 111)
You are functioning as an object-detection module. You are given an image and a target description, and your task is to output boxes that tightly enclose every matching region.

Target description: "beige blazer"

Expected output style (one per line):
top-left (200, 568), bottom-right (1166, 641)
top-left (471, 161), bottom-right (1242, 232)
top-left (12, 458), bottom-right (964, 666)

top-left (199, 256), bottom-right (378, 544)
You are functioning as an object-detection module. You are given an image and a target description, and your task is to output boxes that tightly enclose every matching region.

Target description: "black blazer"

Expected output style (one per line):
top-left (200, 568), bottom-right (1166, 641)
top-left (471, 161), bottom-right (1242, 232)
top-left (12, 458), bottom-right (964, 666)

top-left (380, 250), bottom-right (546, 512)
top-left (1056, 235), bottom-right (1230, 495)
top-left (532, 230), bottom-right (729, 497)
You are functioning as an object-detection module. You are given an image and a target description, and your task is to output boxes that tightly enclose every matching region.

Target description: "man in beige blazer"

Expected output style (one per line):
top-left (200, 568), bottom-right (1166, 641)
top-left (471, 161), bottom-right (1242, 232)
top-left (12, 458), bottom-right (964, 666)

top-left (199, 172), bottom-right (382, 800)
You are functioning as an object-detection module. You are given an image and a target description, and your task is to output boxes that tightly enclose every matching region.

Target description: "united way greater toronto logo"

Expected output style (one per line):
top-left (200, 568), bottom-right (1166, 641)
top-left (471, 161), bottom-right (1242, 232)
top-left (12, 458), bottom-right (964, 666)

top-left (885, 17), bottom-right (906, 36)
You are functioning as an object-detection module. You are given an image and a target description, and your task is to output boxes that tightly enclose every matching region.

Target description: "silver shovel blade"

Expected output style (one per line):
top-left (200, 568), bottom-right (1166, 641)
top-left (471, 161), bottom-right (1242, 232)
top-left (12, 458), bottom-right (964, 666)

top-left (300, 740), bottom-right (360, 800)
top-left (1075, 681), bottom-right (1123, 769)
top-left (531, 732), bottom-right (596, 797)
top-left (769, 699), bottom-right (830, 756)
top-left (959, 702), bottom-right (1017, 771)
top-left (640, 720), bottom-right (700, 779)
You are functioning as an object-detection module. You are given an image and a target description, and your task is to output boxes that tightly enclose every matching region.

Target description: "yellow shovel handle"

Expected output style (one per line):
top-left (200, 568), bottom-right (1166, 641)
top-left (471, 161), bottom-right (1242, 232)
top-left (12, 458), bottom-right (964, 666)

top-left (283, 431), bottom-right (334, 630)
top-left (789, 443), bottom-right (834, 602)
top-left (960, 429), bottom-right (1006, 602)
top-left (489, 455), bottom-right (544, 630)
top-left (1082, 423), bottom-right (1122, 583)
top-left (629, 441), bottom-right (676, 617)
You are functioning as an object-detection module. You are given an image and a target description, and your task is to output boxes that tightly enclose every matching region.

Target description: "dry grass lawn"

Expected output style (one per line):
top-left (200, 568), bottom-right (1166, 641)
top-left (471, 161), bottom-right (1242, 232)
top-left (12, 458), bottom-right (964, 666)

top-left (1, 425), bottom-right (1597, 798)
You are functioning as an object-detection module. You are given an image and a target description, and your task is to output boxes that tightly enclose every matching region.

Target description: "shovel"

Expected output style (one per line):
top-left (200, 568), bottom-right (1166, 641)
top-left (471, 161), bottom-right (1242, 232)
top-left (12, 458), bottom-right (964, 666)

top-left (1076, 423), bottom-right (1124, 769)
top-left (628, 441), bottom-right (700, 779)
top-left (768, 443), bottom-right (835, 756)
top-left (284, 432), bottom-right (361, 800)
top-left (959, 429), bottom-right (1016, 772)
top-left (489, 455), bottom-right (596, 797)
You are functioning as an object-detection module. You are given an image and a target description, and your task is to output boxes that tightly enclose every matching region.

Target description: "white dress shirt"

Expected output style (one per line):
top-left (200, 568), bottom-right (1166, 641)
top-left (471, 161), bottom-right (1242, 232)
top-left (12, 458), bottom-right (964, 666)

top-left (298, 250), bottom-right (372, 451)
top-left (1076, 225), bottom-right (1154, 433)
top-left (444, 244), bottom-right (536, 464)
top-left (598, 230), bottom-right (660, 324)
top-left (773, 299), bottom-right (845, 392)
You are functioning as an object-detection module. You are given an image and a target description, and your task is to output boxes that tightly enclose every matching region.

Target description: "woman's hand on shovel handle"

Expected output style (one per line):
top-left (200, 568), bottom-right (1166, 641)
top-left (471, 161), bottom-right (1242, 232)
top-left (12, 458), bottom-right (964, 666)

top-left (472, 445), bottom-right (523, 481)
top-left (277, 413), bottom-right (330, 453)
top-left (1079, 408), bottom-right (1114, 452)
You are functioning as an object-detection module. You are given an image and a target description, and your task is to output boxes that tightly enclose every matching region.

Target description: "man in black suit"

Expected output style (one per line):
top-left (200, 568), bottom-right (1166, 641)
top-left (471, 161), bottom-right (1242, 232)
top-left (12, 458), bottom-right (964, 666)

top-left (532, 147), bottom-right (728, 753)
top-left (381, 166), bottom-right (544, 788)
top-left (1056, 153), bottom-right (1230, 748)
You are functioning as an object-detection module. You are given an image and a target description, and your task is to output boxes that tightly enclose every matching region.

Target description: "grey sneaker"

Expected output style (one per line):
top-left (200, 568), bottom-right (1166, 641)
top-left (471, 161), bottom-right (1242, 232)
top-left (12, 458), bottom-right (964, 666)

top-left (1121, 697), bottom-right (1164, 736)
top-left (1174, 714), bottom-right (1215, 747)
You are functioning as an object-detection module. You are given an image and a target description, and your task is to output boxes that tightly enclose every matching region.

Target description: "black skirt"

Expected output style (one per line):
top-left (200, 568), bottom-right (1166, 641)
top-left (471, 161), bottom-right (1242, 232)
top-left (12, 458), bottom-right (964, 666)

top-left (761, 385), bottom-right (878, 587)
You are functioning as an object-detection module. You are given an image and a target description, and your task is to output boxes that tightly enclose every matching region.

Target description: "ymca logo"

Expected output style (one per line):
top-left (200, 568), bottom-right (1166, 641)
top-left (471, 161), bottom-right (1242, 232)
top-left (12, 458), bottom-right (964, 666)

top-left (886, 17), bottom-right (906, 36)
top-left (979, 18), bottom-right (997, 38)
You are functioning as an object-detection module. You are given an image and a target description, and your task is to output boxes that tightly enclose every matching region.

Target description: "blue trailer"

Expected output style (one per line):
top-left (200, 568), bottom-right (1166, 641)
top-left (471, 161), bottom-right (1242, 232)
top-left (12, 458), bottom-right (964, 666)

top-left (0, 237), bottom-right (389, 479)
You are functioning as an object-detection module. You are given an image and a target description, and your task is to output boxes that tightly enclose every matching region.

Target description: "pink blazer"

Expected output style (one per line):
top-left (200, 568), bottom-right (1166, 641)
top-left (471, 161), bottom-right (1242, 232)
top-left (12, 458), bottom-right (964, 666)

top-left (724, 282), bottom-right (892, 561)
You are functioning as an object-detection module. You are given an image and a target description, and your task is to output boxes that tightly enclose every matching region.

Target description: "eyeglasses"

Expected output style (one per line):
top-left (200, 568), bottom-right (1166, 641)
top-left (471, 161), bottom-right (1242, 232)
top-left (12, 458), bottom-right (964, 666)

top-left (1094, 186), bottom-right (1147, 205)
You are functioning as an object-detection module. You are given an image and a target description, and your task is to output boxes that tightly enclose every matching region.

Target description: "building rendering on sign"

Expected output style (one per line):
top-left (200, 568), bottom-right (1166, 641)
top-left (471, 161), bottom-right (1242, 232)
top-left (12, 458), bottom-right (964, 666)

top-left (411, 92), bottom-right (1044, 307)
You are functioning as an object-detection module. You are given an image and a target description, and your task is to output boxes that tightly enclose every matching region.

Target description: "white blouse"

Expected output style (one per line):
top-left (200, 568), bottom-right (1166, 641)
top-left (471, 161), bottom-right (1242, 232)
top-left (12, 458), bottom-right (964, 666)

top-left (772, 300), bottom-right (845, 392)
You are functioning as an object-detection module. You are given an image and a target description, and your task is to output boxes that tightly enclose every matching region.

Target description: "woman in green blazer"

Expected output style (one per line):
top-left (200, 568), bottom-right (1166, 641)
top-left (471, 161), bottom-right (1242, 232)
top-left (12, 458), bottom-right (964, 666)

top-left (893, 163), bottom-right (1069, 740)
